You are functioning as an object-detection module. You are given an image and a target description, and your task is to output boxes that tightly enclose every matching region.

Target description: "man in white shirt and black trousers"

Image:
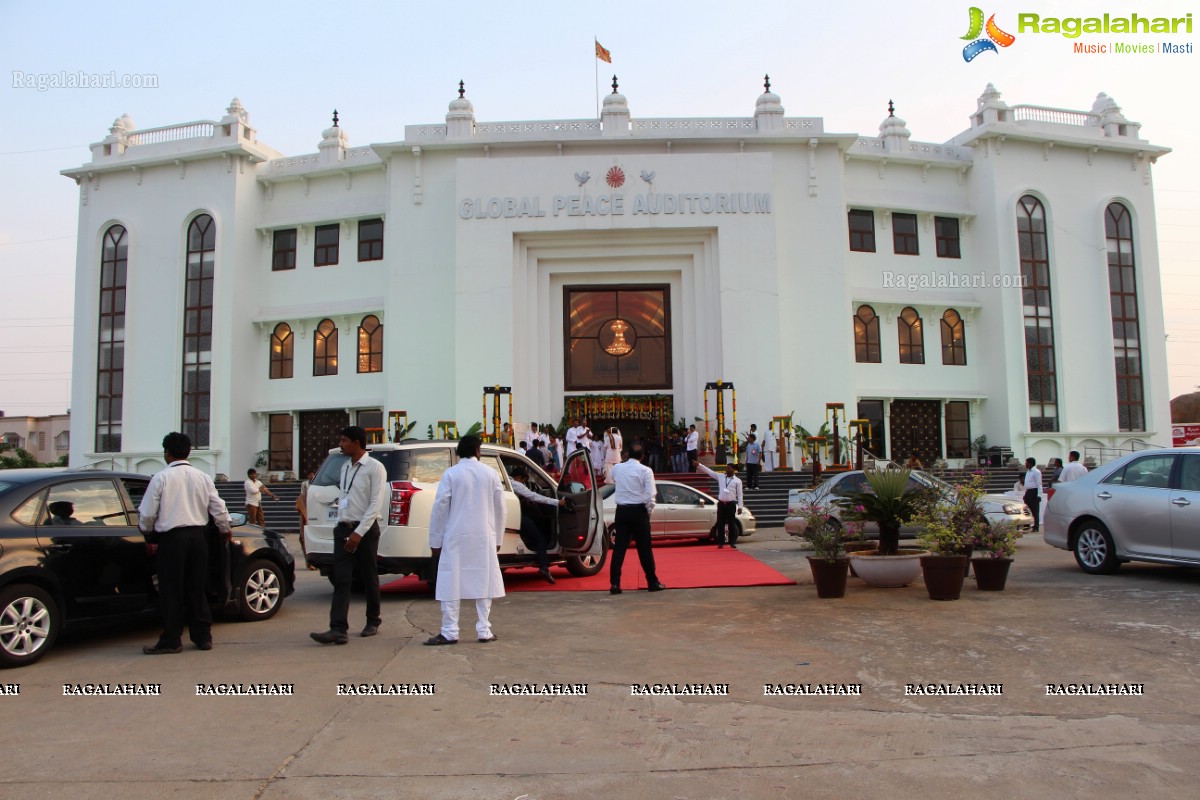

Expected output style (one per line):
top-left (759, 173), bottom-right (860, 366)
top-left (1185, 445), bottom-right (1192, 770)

top-left (1023, 457), bottom-right (1043, 533)
top-left (696, 460), bottom-right (745, 549)
top-left (311, 426), bottom-right (389, 645)
top-left (138, 431), bottom-right (232, 655)
top-left (608, 444), bottom-right (667, 594)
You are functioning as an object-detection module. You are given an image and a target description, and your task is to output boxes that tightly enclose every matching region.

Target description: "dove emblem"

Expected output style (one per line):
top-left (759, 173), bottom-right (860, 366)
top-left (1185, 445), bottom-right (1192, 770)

top-left (575, 171), bottom-right (591, 186)
top-left (640, 170), bottom-right (655, 184)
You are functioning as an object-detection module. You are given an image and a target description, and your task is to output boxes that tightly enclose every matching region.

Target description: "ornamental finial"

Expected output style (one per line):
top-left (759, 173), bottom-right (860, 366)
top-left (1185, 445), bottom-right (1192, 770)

top-left (887, 99), bottom-right (894, 118)
top-left (764, 74), bottom-right (771, 93)
top-left (332, 109), bottom-right (339, 127)
top-left (458, 80), bottom-right (465, 99)
top-left (612, 75), bottom-right (619, 94)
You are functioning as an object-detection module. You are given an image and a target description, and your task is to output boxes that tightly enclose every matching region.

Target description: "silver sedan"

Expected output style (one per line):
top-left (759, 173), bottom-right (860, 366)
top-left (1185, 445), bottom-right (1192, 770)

top-left (601, 481), bottom-right (757, 543)
top-left (1044, 447), bottom-right (1200, 574)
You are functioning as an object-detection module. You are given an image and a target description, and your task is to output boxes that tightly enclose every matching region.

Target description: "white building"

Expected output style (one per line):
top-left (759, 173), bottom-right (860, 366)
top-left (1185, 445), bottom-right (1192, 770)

top-left (0, 412), bottom-right (70, 464)
top-left (62, 81), bottom-right (1171, 477)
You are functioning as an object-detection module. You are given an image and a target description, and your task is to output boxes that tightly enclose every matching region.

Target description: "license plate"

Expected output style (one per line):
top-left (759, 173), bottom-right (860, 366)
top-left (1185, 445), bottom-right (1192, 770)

top-left (326, 507), bottom-right (339, 521)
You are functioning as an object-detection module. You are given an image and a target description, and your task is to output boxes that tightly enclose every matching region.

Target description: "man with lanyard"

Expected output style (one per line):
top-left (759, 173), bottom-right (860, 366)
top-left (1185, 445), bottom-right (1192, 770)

top-left (696, 460), bottom-right (745, 549)
top-left (311, 426), bottom-right (389, 645)
top-left (1023, 457), bottom-right (1043, 533)
top-left (509, 464), bottom-right (567, 584)
top-left (608, 444), bottom-right (666, 594)
top-left (139, 431), bottom-right (232, 655)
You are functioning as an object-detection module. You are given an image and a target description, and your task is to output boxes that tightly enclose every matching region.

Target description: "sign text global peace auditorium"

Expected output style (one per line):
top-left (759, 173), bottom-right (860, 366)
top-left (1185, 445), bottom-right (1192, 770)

top-left (458, 192), bottom-right (773, 220)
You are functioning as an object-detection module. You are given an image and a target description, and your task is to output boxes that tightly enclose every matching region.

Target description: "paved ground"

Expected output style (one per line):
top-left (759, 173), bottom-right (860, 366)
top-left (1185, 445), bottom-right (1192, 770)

top-left (3, 529), bottom-right (1200, 799)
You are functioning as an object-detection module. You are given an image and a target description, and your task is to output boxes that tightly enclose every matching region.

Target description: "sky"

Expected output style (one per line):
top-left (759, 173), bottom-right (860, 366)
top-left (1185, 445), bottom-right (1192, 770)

top-left (1, 0), bottom-right (1197, 425)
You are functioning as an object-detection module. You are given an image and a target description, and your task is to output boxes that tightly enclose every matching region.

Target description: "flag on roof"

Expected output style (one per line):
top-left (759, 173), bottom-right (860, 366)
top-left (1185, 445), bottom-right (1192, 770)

top-left (595, 40), bottom-right (612, 63)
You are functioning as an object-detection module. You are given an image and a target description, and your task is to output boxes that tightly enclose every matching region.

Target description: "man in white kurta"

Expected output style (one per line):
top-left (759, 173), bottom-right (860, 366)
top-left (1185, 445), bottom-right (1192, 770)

top-left (426, 435), bottom-right (507, 645)
top-left (761, 425), bottom-right (777, 473)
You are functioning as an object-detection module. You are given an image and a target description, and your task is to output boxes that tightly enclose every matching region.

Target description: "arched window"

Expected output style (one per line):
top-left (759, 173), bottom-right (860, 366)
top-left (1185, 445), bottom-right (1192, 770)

top-left (1106, 202), bottom-right (1144, 431)
top-left (941, 309), bottom-right (966, 366)
top-left (898, 306), bottom-right (924, 364)
top-left (182, 215), bottom-right (215, 448)
top-left (96, 224), bottom-right (127, 452)
top-left (1017, 196), bottom-right (1058, 432)
top-left (314, 319), bottom-right (338, 376)
top-left (270, 322), bottom-right (293, 379)
top-left (854, 305), bottom-right (880, 363)
top-left (357, 315), bottom-right (383, 373)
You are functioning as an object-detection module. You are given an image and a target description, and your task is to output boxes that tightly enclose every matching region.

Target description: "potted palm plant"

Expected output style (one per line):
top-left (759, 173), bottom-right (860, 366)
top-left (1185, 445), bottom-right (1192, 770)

top-left (911, 476), bottom-right (988, 600)
top-left (844, 469), bottom-right (927, 588)
top-left (970, 520), bottom-right (1018, 590)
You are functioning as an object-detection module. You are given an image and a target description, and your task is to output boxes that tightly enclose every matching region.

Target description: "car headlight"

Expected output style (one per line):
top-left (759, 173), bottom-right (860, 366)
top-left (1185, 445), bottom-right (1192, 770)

top-left (1002, 504), bottom-right (1024, 515)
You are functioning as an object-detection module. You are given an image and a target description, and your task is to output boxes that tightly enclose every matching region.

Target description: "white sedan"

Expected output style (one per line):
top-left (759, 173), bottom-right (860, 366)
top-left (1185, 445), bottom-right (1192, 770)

top-left (600, 481), bottom-right (757, 543)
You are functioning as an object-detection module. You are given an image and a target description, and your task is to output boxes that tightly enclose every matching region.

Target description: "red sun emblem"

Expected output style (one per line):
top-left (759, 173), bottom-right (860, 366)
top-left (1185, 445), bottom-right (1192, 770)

top-left (606, 166), bottom-right (625, 188)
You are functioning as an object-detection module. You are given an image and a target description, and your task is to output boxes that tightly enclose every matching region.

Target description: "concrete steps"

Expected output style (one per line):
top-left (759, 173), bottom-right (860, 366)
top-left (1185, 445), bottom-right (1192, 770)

top-left (216, 481), bottom-right (302, 533)
top-left (661, 470), bottom-right (814, 528)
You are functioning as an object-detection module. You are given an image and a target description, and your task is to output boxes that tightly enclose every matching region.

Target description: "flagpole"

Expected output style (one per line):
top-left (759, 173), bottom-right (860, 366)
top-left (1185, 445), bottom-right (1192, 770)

top-left (594, 36), bottom-right (599, 119)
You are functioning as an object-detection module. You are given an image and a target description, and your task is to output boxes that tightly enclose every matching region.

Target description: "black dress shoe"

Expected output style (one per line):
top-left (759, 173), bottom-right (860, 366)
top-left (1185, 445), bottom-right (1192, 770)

top-left (538, 568), bottom-right (557, 585)
top-left (143, 643), bottom-right (183, 655)
top-left (423, 634), bottom-right (458, 646)
top-left (195, 641), bottom-right (213, 651)
top-left (647, 583), bottom-right (668, 592)
top-left (478, 633), bottom-right (498, 643)
top-left (717, 543), bottom-right (724, 549)
top-left (360, 625), bottom-right (379, 638)
top-left (729, 544), bottom-right (738, 550)
top-left (610, 586), bottom-right (622, 595)
top-left (310, 630), bottom-right (349, 645)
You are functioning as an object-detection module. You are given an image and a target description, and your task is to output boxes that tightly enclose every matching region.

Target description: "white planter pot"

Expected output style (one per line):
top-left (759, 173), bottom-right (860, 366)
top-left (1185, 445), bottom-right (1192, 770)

top-left (848, 550), bottom-right (928, 588)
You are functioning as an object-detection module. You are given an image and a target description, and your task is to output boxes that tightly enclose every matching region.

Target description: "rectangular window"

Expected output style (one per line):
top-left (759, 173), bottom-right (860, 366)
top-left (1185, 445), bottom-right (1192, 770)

top-left (564, 286), bottom-right (671, 390)
top-left (893, 213), bottom-right (919, 255)
top-left (268, 414), bottom-right (293, 472)
top-left (314, 224), bottom-right (340, 267)
top-left (358, 410), bottom-right (384, 444)
top-left (848, 210), bottom-right (876, 253)
top-left (945, 401), bottom-right (971, 458)
top-left (272, 229), bottom-right (297, 271)
top-left (358, 219), bottom-right (384, 262)
top-left (935, 217), bottom-right (961, 259)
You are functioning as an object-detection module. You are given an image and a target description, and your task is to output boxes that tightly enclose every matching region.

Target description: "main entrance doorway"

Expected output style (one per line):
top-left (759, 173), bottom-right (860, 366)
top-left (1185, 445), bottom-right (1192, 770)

top-left (299, 409), bottom-right (349, 477)
top-left (564, 395), bottom-right (676, 471)
top-left (888, 400), bottom-right (942, 466)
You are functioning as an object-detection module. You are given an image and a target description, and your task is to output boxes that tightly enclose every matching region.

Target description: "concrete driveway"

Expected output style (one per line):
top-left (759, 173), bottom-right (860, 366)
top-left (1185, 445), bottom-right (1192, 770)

top-left (3, 530), bottom-right (1199, 799)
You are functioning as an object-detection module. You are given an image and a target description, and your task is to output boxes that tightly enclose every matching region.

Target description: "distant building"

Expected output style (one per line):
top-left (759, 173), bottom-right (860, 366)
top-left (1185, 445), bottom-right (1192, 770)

top-left (0, 412), bottom-right (70, 463)
top-left (62, 82), bottom-right (1171, 476)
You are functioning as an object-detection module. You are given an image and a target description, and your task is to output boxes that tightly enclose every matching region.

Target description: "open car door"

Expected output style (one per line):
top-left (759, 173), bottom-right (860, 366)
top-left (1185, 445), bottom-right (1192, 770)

top-left (556, 446), bottom-right (599, 553)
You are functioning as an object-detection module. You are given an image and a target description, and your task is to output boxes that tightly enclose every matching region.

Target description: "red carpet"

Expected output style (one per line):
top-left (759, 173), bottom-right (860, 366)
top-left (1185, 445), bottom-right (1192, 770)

top-left (381, 541), bottom-right (795, 594)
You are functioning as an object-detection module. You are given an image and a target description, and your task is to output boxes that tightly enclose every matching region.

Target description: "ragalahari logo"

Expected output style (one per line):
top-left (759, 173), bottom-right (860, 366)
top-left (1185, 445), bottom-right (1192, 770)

top-left (961, 7), bottom-right (1016, 61)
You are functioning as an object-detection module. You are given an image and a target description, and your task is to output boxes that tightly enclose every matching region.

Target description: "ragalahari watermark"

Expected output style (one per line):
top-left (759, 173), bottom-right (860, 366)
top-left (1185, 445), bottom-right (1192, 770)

top-left (12, 70), bottom-right (159, 92)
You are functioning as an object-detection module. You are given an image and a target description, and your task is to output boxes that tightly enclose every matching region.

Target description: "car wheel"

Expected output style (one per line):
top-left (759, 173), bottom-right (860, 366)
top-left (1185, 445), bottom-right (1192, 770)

top-left (566, 534), bottom-right (609, 577)
top-left (1073, 521), bottom-right (1120, 575)
top-left (0, 584), bottom-right (60, 668)
top-left (606, 523), bottom-right (617, 548)
top-left (237, 559), bottom-right (285, 621)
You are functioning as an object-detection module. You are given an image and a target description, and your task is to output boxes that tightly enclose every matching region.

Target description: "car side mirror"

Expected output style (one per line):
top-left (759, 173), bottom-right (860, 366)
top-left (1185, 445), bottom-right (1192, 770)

top-left (229, 512), bottom-right (248, 527)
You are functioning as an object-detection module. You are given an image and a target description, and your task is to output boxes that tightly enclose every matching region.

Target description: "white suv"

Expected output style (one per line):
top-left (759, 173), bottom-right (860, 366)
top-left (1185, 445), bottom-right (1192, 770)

top-left (302, 441), bottom-right (606, 586)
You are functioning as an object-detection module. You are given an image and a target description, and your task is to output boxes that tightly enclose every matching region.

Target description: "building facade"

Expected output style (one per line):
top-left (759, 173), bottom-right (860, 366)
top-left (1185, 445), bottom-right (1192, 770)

top-left (0, 413), bottom-right (71, 464)
top-left (63, 83), bottom-right (1171, 477)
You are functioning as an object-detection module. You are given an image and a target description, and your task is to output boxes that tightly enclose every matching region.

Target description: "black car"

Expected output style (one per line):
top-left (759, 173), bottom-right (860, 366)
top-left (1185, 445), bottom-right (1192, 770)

top-left (0, 469), bottom-right (295, 667)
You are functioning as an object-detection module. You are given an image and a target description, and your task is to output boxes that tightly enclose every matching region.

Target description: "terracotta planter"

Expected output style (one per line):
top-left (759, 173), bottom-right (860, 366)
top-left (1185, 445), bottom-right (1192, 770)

top-left (920, 555), bottom-right (969, 600)
top-left (848, 549), bottom-right (927, 588)
top-left (971, 557), bottom-right (1013, 591)
top-left (807, 557), bottom-right (849, 598)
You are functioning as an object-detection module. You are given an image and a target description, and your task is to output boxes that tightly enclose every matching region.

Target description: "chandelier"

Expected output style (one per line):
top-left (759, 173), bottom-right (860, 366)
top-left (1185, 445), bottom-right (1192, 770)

top-left (603, 318), bottom-right (634, 356)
